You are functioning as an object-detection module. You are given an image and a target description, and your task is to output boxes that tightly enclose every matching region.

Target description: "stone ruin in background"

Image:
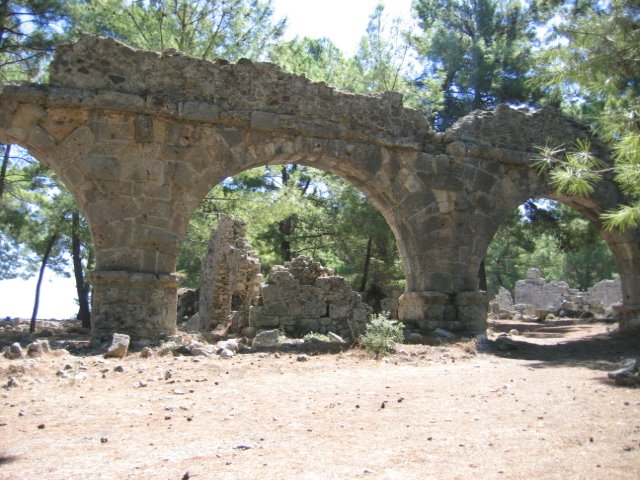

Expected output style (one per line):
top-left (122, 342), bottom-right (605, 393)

top-left (180, 216), bottom-right (371, 340)
top-left (489, 268), bottom-right (623, 319)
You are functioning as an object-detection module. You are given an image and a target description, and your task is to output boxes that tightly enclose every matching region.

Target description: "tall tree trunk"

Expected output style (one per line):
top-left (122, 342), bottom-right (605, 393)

top-left (0, 143), bottom-right (11, 200)
top-left (278, 215), bottom-right (297, 262)
top-left (30, 231), bottom-right (60, 333)
top-left (72, 211), bottom-right (91, 328)
top-left (359, 237), bottom-right (373, 292)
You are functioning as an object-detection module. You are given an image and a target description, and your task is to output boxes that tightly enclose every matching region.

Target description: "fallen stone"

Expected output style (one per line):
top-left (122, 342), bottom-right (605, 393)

top-left (216, 339), bottom-right (239, 352)
top-left (407, 332), bottom-right (423, 344)
top-left (509, 329), bottom-right (520, 336)
top-left (434, 328), bottom-right (456, 339)
top-left (6, 376), bottom-right (19, 388)
top-left (104, 333), bottom-right (130, 359)
top-left (607, 359), bottom-right (640, 387)
top-left (56, 370), bottom-right (69, 378)
top-left (297, 354), bottom-right (310, 362)
top-left (252, 329), bottom-right (280, 348)
top-left (4, 342), bottom-right (24, 360)
top-left (113, 365), bottom-right (125, 373)
top-left (140, 347), bottom-right (153, 358)
top-left (27, 341), bottom-right (45, 357)
top-left (217, 347), bottom-right (234, 358)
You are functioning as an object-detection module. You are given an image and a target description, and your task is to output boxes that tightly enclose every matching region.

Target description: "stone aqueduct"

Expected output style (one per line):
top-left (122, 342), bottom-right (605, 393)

top-left (1, 35), bottom-right (639, 340)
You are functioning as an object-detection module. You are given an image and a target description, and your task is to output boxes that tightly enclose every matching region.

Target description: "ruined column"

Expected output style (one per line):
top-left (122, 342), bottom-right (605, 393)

top-left (90, 271), bottom-right (180, 341)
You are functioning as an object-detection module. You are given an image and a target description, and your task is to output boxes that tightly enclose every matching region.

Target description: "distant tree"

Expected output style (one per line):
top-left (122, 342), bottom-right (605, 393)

top-left (411, 0), bottom-right (543, 129)
top-left (67, 0), bottom-right (285, 60)
top-left (531, 0), bottom-right (640, 230)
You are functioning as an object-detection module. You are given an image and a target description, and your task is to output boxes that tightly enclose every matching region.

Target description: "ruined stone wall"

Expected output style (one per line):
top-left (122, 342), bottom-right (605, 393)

top-left (514, 269), bottom-right (576, 310)
top-left (588, 278), bottom-right (623, 313)
top-left (198, 216), bottom-right (262, 332)
top-left (510, 268), bottom-right (621, 316)
top-left (249, 257), bottom-right (371, 340)
top-left (49, 35), bottom-right (429, 147)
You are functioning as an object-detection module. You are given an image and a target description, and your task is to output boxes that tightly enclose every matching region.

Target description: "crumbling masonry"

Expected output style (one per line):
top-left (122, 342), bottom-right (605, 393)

top-left (1, 35), bottom-right (639, 340)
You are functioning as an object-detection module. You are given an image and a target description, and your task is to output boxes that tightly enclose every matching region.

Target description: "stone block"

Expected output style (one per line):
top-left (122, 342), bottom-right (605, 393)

top-left (180, 101), bottom-right (219, 122)
top-left (251, 111), bottom-right (279, 129)
top-left (398, 291), bottom-right (449, 325)
top-left (104, 333), bottom-right (130, 358)
top-left (252, 329), bottom-right (280, 348)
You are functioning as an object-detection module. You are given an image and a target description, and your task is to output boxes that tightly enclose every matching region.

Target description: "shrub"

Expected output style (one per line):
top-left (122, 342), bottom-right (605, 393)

top-left (359, 312), bottom-right (404, 357)
top-left (303, 332), bottom-right (331, 342)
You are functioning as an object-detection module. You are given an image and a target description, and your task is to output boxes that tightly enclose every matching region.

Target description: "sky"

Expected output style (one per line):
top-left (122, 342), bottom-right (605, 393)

top-left (0, 0), bottom-right (415, 320)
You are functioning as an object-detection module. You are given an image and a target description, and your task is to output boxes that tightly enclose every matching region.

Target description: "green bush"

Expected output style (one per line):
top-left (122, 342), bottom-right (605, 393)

top-left (359, 312), bottom-right (404, 357)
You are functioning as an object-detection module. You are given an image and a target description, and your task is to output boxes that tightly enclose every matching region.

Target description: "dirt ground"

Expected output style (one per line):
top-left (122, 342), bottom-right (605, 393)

top-left (1, 317), bottom-right (639, 480)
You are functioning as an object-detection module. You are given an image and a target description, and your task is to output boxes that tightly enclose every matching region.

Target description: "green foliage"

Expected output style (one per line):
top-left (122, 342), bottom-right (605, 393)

top-left (530, 0), bottom-right (640, 229)
top-left (412, 0), bottom-right (544, 129)
top-left (177, 165), bottom-right (404, 296)
top-left (0, 0), bottom-right (70, 82)
top-left (303, 332), bottom-right (331, 342)
top-left (66, 0), bottom-right (285, 60)
top-left (485, 201), bottom-right (617, 292)
top-left (359, 312), bottom-right (404, 357)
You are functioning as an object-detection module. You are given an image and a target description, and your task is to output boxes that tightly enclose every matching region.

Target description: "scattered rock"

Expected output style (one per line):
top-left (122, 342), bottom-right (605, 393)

top-left (252, 329), bottom-right (280, 348)
top-left (608, 359), bottom-right (640, 387)
top-left (407, 332), bottom-right (424, 344)
top-left (104, 333), bottom-right (130, 359)
top-left (26, 341), bottom-right (45, 357)
top-left (140, 347), bottom-right (153, 358)
top-left (216, 339), bottom-right (239, 352)
top-left (434, 328), bottom-right (456, 339)
top-left (113, 365), bottom-right (125, 373)
top-left (5, 376), bottom-right (19, 388)
top-left (297, 354), bottom-right (310, 362)
top-left (217, 348), bottom-right (235, 358)
top-left (509, 329), bottom-right (520, 336)
top-left (4, 342), bottom-right (24, 360)
top-left (56, 370), bottom-right (69, 378)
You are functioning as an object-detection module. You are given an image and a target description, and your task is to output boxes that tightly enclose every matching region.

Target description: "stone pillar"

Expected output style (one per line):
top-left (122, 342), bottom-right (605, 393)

top-left (398, 291), bottom-right (450, 330)
top-left (90, 271), bottom-right (180, 341)
top-left (454, 291), bottom-right (492, 333)
top-left (398, 290), bottom-right (490, 334)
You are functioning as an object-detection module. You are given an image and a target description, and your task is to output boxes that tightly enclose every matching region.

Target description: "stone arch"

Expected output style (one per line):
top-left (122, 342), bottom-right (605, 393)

top-left (443, 106), bottom-right (640, 331)
top-left (1, 35), bottom-right (638, 339)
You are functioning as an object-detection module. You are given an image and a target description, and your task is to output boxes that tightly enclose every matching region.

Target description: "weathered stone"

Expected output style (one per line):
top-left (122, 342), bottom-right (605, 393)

top-left (198, 216), bottom-right (261, 333)
top-left (140, 347), bottom-right (153, 358)
top-left (248, 256), bottom-right (371, 340)
top-left (607, 359), bottom-right (640, 387)
top-left (489, 286), bottom-right (514, 314)
top-left (104, 333), bottom-right (130, 358)
top-left (4, 342), bottom-right (24, 360)
top-left (26, 341), bottom-right (45, 357)
top-left (252, 329), bottom-right (280, 348)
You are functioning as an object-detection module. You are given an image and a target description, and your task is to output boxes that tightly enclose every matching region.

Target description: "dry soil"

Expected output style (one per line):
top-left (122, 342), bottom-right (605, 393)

top-left (1, 317), bottom-right (639, 480)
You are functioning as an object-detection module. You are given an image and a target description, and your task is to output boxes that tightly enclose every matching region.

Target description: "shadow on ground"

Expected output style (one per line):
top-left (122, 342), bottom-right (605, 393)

top-left (487, 318), bottom-right (639, 372)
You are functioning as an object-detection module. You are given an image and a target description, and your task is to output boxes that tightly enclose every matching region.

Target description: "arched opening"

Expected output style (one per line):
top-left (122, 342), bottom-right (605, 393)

top-left (483, 194), bottom-right (632, 326)
top-left (174, 162), bottom-right (404, 337)
top-left (0, 140), bottom-right (94, 329)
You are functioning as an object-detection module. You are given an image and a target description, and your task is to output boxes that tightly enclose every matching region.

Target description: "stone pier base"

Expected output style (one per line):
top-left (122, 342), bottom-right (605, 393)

top-left (90, 271), bottom-right (180, 342)
top-left (398, 290), bottom-right (490, 334)
top-left (613, 304), bottom-right (640, 332)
